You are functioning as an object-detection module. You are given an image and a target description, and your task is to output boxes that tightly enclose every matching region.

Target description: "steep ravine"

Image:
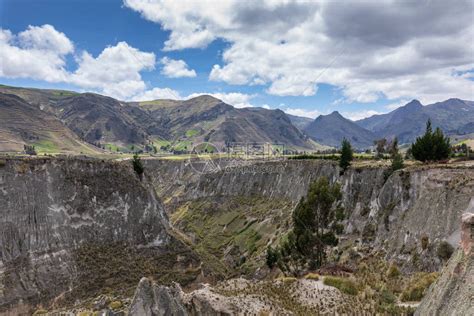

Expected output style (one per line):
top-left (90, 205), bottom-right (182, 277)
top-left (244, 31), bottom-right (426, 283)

top-left (1, 157), bottom-right (473, 314)
top-left (0, 157), bottom-right (200, 314)
top-left (145, 159), bottom-right (474, 272)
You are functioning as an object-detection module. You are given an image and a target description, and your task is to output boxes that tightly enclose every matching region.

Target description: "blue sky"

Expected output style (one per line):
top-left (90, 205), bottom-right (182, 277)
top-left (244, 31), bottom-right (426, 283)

top-left (1, 0), bottom-right (473, 120)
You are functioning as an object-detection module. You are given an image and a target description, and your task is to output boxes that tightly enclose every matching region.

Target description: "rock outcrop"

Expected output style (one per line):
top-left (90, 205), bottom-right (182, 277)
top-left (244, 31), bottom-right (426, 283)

top-left (129, 278), bottom-right (188, 316)
top-left (129, 277), bottom-right (360, 315)
top-left (0, 157), bottom-right (198, 313)
top-left (415, 213), bottom-right (474, 315)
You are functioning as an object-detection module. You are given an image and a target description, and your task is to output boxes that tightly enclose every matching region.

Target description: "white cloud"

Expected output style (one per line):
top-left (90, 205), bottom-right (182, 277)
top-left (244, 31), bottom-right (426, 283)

top-left (69, 41), bottom-right (156, 100)
top-left (160, 57), bottom-right (196, 78)
top-left (187, 92), bottom-right (254, 108)
top-left (0, 25), bottom-right (160, 100)
top-left (125, 0), bottom-right (474, 102)
top-left (0, 25), bottom-right (72, 82)
top-left (342, 110), bottom-right (383, 121)
top-left (131, 87), bottom-right (182, 101)
top-left (281, 107), bottom-right (321, 119)
top-left (18, 24), bottom-right (74, 54)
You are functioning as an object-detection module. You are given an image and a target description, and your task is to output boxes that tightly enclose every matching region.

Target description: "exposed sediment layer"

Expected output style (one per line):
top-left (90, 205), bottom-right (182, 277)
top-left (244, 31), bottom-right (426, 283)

top-left (0, 157), bottom-right (198, 313)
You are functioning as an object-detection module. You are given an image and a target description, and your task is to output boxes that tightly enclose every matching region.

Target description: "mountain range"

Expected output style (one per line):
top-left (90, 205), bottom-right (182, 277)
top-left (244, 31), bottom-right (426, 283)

top-left (303, 98), bottom-right (474, 149)
top-left (304, 111), bottom-right (377, 149)
top-left (356, 99), bottom-right (474, 144)
top-left (0, 85), bottom-right (318, 153)
top-left (0, 84), bottom-right (472, 153)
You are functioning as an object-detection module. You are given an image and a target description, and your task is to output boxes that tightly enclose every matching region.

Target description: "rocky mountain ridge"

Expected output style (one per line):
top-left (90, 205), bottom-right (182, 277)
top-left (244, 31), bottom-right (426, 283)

top-left (0, 85), bottom-right (316, 152)
top-left (356, 98), bottom-right (474, 144)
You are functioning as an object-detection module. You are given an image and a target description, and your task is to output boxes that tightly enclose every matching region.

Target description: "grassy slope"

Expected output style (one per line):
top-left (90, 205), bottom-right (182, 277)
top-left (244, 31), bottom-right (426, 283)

top-left (171, 196), bottom-right (293, 276)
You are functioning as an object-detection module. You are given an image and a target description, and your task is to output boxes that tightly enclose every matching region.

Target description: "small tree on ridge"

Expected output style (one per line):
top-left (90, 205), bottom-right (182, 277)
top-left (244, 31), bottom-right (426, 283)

top-left (339, 138), bottom-right (353, 172)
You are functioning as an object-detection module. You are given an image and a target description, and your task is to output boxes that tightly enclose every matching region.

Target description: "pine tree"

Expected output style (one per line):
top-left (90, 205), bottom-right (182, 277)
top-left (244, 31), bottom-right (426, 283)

top-left (411, 120), bottom-right (451, 162)
top-left (132, 153), bottom-right (144, 177)
top-left (278, 177), bottom-right (343, 272)
top-left (339, 138), bottom-right (353, 171)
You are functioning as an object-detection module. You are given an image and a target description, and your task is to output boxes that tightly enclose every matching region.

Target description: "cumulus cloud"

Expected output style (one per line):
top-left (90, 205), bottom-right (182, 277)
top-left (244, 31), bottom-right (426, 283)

top-left (69, 41), bottom-right (156, 99)
top-left (160, 57), bottom-right (196, 78)
top-left (0, 25), bottom-right (160, 100)
top-left (342, 110), bottom-right (383, 121)
top-left (0, 24), bottom-right (72, 82)
top-left (125, 0), bottom-right (474, 102)
top-left (131, 87), bottom-right (182, 101)
top-left (281, 107), bottom-right (321, 119)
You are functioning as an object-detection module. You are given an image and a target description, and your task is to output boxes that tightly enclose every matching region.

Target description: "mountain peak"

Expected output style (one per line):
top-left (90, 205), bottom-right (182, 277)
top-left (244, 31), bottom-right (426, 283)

top-left (321, 110), bottom-right (344, 120)
top-left (405, 99), bottom-right (423, 108)
top-left (187, 94), bottom-right (222, 103)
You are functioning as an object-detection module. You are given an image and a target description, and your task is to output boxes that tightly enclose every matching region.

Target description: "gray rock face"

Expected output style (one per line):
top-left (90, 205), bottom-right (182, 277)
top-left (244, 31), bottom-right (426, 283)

top-left (129, 278), bottom-right (188, 316)
top-left (144, 159), bottom-right (474, 271)
top-left (415, 213), bottom-right (474, 316)
top-left (0, 157), bottom-right (174, 312)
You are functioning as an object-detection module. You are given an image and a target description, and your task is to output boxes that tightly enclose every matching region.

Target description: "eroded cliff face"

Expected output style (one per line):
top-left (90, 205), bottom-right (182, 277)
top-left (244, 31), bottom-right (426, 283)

top-left (0, 157), bottom-right (199, 313)
top-left (144, 159), bottom-right (474, 272)
top-left (415, 213), bottom-right (474, 316)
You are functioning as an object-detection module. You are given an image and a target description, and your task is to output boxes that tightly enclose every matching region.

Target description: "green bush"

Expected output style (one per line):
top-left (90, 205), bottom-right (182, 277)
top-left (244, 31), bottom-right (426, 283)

top-left (108, 300), bottom-right (123, 310)
top-left (304, 273), bottom-right (320, 280)
top-left (323, 276), bottom-right (358, 295)
top-left (387, 264), bottom-right (400, 278)
top-left (380, 288), bottom-right (397, 304)
top-left (266, 246), bottom-right (279, 269)
top-left (401, 272), bottom-right (438, 302)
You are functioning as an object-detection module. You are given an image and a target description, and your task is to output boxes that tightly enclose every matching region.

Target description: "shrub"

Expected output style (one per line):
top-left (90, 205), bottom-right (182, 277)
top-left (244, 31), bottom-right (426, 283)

top-left (387, 264), bottom-right (400, 278)
top-left (304, 273), bottom-right (320, 280)
top-left (266, 246), bottom-right (279, 269)
top-left (400, 272), bottom-right (438, 302)
top-left (108, 300), bottom-right (123, 310)
top-left (380, 288), bottom-right (397, 304)
top-left (323, 276), bottom-right (358, 295)
top-left (437, 241), bottom-right (454, 260)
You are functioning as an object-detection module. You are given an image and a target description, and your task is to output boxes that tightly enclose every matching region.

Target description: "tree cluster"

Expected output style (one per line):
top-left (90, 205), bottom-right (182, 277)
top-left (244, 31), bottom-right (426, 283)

top-left (23, 144), bottom-right (37, 155)
top-left (411, 120), bottom-right (451, 162)
top-left (267, 177), bottom-right (344, 274)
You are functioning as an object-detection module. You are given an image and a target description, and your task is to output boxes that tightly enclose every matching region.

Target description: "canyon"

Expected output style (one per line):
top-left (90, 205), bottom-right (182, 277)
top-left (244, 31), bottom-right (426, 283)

top-left (0, 156), bottom-right (473, 314)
